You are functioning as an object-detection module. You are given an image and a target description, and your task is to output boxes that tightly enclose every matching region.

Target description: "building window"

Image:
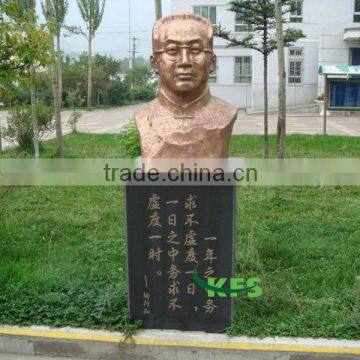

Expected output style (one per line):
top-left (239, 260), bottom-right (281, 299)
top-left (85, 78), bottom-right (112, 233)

top-left (288, 47), bottom-right (303, 84)
top-left (354, 0), bottom-right (360, 22)
top-left (193, 6), bottom-right (217, 25)
top-left (208, 65), bottom-right (217, 83)
top-left (290, 0), bottom-right (303, 23)
top-left (234, 56), bottom-right (252, 83)
top-left (235, 11), bottom-right (251, 32)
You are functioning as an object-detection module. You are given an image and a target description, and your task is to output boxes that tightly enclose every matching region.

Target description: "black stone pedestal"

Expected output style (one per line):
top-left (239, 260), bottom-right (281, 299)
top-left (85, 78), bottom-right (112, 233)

top-left (125, 185), bottom-right (236, 333)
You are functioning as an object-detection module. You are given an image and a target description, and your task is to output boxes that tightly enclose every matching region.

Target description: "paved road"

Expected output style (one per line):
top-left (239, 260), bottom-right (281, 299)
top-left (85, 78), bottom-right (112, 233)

top-left (1, 353), bottom-right (357, 360)
top-left (1, 103), bottom-right (359, 149)
top-left (234, 111), bottom-right (360, 137)
top-left (0, 355), bottom-right (84, 359)
top-left (0, 104), bottom-right (142, 150)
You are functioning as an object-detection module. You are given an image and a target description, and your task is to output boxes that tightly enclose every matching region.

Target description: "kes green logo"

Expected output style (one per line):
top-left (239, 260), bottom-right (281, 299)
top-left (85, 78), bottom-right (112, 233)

top-left (193, 268), bottom-right (262, 298)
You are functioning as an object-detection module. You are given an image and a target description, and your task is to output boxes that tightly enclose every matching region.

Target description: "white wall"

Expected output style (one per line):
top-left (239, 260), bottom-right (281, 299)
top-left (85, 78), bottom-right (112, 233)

top-left (210, 84), bottom-right (252, 108)
top-left (228, 39), bottom-right (319, 110)
top-left (214, 47), bottom-right (253, 108)
top-left (316, 0), bottom-right (358, 95)
top-left (171, 0), bottom-right (358, 109)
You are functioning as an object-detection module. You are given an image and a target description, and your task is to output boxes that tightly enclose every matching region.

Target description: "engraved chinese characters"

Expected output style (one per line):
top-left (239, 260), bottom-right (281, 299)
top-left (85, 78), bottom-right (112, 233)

top-left (126, 186), bottom-right (235, 332)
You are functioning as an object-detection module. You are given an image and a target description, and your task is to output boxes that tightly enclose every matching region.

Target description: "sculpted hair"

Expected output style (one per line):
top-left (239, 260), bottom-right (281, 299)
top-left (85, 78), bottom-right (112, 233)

top-left (152, 13), bottom-right (214, 51)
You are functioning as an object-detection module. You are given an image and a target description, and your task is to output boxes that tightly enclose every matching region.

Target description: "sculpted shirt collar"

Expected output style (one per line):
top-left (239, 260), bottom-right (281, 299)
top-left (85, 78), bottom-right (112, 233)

top-left (158, 86), bottom-right (211, 116)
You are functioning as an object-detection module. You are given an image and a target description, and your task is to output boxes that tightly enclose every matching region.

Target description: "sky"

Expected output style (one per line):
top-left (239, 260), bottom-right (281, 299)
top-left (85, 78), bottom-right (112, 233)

top-left (36, 0), bottom-right (171, 60)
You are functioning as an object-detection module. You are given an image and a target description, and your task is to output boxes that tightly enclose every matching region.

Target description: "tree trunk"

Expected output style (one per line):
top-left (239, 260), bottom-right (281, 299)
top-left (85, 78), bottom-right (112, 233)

top-left (87, 31), bottom-right (93, 111)
top-left (57, 34), bottom-right (63, 98)
top-left (30, 66), bottom-right (39, 158)
top-left (275, 0), bottom-right (286, 158)
top-left (155, 0), bottom-right (162, 20)
top-left (73, 103), bottom-right (77, 133)
top-left (263, 53), bottom-right (269, 159)
top-left (0, 117), bottom-right (2, 154)
top-left (54, 33), bottom-right (63, 156)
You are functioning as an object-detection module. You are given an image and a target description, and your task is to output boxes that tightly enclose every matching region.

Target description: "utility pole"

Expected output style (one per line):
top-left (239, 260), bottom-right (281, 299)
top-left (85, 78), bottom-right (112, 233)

top-left (130, 36), bottom-right (139, 69)
top-left (155, 0), bottom-right (162, 20)
top-left (128, 0), bottom-right (131, 70)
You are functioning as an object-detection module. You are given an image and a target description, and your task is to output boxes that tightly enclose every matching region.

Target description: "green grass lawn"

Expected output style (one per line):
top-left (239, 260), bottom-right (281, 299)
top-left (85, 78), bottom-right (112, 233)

top-left (0, 134), bottom-right (359, 339)
top-left (4, 132), bottom-right (360, 158)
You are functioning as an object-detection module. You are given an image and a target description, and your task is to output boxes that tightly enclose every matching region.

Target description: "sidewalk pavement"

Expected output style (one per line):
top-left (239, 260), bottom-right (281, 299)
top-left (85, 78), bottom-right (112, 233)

top-left (0, 352), bottom-right (356, 360)
top-left (1, 104), bottom-right (359, 150)
top-left (0, 355), bottom-right (83, 359)
top-left (234, 112), bottom-right (360, 137)
top-left (0, 326), bottom-right (359, 360)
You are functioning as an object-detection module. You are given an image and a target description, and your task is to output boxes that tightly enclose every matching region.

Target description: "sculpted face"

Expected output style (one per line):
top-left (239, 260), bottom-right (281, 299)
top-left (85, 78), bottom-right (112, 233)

top-left (151, 18), bottom-right (216, 95)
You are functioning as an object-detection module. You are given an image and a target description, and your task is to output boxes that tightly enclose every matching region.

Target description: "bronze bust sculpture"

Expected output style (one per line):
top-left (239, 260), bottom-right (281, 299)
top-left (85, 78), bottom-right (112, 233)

top-left (135, 13), bottom-right (239, 158)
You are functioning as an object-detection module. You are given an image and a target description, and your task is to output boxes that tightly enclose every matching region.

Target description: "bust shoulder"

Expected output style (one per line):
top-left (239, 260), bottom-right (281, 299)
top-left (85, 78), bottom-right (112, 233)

top-left (134, 99), bottom-right (161, 133)
top-left (209, 95), bottom-right (239, 122)
top-left (134, 99), bottom-right (159, 121)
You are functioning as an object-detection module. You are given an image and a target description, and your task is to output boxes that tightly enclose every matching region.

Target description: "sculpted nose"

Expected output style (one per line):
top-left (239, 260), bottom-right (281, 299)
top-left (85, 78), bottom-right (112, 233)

top-left (179, 48), bottom-right (191, 66)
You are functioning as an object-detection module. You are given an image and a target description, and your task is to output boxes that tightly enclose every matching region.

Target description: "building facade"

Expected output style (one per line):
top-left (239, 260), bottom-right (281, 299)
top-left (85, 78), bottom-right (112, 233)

top-left (171, 0), bottom-right (360, 111)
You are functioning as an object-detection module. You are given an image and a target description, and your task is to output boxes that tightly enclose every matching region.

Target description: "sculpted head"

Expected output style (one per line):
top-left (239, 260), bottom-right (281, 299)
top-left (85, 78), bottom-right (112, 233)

top-left (151, 13), bottom-right (216, 96)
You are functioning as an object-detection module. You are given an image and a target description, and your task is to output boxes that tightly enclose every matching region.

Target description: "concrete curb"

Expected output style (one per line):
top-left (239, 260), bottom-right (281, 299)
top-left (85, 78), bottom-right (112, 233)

top-left (0, 325), bottom-right (359, 359)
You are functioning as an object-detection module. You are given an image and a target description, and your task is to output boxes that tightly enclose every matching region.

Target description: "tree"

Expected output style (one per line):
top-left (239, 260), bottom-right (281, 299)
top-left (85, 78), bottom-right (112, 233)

top-left (1, 0), bottom-right (52, 157)
top-left (107, 79), bottom-right (130, 106)
top-left (0, 1), bottom-right (49, 86)
top-left (0, 0), bottom-right (4, 153)
top-left (1, 0), bottom-right (52, 155)
top-left (61, 53), bottom-right (122, 106)
top-left (216, 0), bottom-right (305, 158)
top-left (125, 66), bottom-right (157, 101)
top-left (42, 0), bottom-right (69, 156)
top-left (77, 0), bottom-right (106, 111)
top-left (275, 0), bottom-right (286, 158)
top-left (125, 66), bottom-right (155, 88)
top-left (155, 0), bottom-right (162, 20)
top-left (19, 0), bottom-right (39, 157)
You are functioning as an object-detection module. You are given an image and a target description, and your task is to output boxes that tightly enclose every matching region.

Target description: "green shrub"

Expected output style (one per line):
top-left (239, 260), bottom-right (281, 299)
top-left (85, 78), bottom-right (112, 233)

top-left (66, 90), bottom-right (84, 133)
top-left (108, 80), bottom-right (131, 106)
top-left (3, 102), bottom-right (55, 152)
top-left (66, 89), bottom-right (85, 109)
top-left (68, 110), bottom-right (82, 134)
top-left (119, 121), bottom-right (141, 158)
top-left (131, 85), bottom-right (156, 101)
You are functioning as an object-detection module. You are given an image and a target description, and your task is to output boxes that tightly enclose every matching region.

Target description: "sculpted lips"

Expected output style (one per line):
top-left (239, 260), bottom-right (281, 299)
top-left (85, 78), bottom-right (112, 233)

top-left (176, 73), bottom-right (195, 80)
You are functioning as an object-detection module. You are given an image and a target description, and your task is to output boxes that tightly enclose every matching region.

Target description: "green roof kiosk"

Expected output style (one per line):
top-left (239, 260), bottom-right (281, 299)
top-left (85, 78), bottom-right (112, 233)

top-left (319, 65), bottom-right (360, 135)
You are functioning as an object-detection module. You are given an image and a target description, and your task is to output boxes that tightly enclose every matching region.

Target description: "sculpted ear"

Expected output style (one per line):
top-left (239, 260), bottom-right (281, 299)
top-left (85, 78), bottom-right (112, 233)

top-left (151, 55), bottom-right (160, 75)
top-left (210, 53), bottom-right (217, 73)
